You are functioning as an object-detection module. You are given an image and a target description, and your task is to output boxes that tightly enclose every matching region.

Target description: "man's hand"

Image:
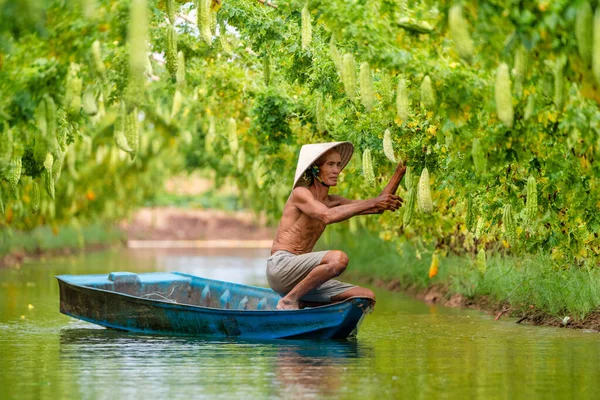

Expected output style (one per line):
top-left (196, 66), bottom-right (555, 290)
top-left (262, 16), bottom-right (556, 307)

top-left (374, 193), bottom-right (403, 212)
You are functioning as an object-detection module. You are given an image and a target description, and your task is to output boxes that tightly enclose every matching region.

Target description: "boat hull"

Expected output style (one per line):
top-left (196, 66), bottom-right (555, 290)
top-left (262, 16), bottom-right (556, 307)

top-left (57, 272), bottom-right (374, 340)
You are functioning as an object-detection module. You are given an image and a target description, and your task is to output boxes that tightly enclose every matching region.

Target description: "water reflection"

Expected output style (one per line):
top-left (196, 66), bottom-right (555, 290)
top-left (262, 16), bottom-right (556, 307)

top-left (58, 327), bottom-right (371, 399)
top-left (273, 340), bottom-right (367, 399)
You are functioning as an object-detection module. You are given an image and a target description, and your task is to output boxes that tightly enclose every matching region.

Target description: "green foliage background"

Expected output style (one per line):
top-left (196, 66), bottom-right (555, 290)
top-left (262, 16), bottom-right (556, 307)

top-left (2, 0), bottom-right (600, 270)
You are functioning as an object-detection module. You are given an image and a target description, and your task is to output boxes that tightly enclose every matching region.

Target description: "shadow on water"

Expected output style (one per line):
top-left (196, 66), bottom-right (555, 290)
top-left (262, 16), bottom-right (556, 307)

top-left (59, 327), bottom-right (371, 359)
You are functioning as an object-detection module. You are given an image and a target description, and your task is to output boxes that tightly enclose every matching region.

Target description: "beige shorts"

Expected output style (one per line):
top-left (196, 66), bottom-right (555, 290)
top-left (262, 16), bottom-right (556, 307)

top-left (266, 250), bottom-right (356, 303)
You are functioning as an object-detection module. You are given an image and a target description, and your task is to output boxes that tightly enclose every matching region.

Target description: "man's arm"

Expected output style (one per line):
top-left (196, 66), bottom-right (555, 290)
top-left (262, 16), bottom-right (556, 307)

top-left (328, 195), bottom-right (385, 215)
top-left (293, 187), bottom-right (400, 224)
top-left (329, 160), bottom-right (407, 215)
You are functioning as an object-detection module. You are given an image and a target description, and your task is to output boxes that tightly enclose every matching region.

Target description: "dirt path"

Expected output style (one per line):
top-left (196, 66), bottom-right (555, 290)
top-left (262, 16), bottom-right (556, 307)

top-left (120, 207), bottom-right (275, 241)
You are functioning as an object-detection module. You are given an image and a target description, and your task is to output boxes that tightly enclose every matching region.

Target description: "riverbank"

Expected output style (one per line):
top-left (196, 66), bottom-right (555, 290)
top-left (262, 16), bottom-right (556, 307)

top-left (0, 207), bottom-right (274, 268)
top-left (321, 227), bottom-right (600, 332)
top-left (0, 223), bottom-right (124, 268)
top-left (3, 202), bottom-right (599, 332)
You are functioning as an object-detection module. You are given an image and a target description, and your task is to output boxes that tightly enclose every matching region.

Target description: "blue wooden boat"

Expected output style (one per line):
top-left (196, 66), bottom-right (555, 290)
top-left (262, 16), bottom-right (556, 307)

top-left (56, 272), bottom-right (375, 340)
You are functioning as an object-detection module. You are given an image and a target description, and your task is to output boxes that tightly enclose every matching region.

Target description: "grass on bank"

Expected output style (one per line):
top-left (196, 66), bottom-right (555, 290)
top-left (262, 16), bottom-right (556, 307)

top-left (320, 227), bottom-right (600, 321)
top-left (0, 224), bottom-right (123, 260)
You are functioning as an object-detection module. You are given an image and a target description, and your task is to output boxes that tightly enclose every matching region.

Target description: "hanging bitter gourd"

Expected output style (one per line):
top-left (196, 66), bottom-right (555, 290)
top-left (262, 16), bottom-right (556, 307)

top-left (315, 94), bottom-right (326, 132)
top-left (476, 248), bottom-right (486, 274)
top-left (396, 76), bottom-right (409, 122)
top-left (115, 103), bottom-right (133, 154)
top-left (404, 165), bottom-right (413, 190)
top-left (198, 0), bottom-right (212, 45)
top-left (166, 0), bottom-right (176, 24)
top-left (576, 1), bottom-right (593, 67)
top-left (43, 153), bottom-right (55, 200)
top-left (513, 45), bottom-right (528, 96)
top-left (379, 73), bottom-right (393, 105)
top-left (128, 0), bottom-right (148, 84)
top-left (301, 4), bottom-right (311, 50)
top-left (362, 148), bottom-right (375, 185)
top-left (525, 175), bottom-right (538, 223)
top-left (359, 62), bottom-right (374, 111)
top-left (514, 45), bottom-right (529, 83)
top-left (176, 51), bottom-right (185, 87)
top-left (228, 117), bottom-right (238, 155)
top-left (448, 4), bottom-right (474, 62)
top-left (341, 53), bottom-right (357, 102)
top-left (403, 185), bottom-right (417, 227)
top-left (43, 153), bottom-right (53, 173)
top-left (91, 40), bottom-right (106, 79)
top-left (329, 35), bottom-right (341, 71)
top-left (383, 129), bottom-right (396, 163)
top-left (35, 100), bottom-right (47, 137)
top-left (418, 167), bottom-right (433, 213)
top-left (82, 89), bottom-right (98, 116)
top-left (166, 24), bottom-right (178, 79)
top-left (495, 63), bottom-right (514, 128)
top-left (420, 76), bottom-right (435, 109)
top-left (592, 15), bottom-right (600, 82)
top-left (9, 157), bottom-right (22, 189)
top-left (64, 63), bottom-right (82, 116)
top-left (126, 109), bottom-right (139, 160)
top-left (219, 23), bottom-right (233, 54)
top-left (52, 154), bottom-right (63, 183)
top-left (171, 90), bottom-right (183, 118)
top-left (45, 96), bottom-right (57, 139)
top-left (32, 182), bottom-right (40, 213)
top-left (502, 204), bottom-right (517, 245)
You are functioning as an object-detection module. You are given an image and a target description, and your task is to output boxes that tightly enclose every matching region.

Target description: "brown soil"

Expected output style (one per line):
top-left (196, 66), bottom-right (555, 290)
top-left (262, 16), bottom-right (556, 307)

top-left (120, 207), bottom-right (275, 241)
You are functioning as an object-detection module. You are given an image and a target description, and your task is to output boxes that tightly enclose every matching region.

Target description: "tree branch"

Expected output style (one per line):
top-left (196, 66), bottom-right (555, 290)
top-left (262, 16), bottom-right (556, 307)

top-left (381, 161), bottom-right (407, 196)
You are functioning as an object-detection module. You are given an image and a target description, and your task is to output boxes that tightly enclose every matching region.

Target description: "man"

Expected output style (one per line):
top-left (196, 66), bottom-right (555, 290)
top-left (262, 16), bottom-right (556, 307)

top-left (267, 142), bottom-right (405, 310)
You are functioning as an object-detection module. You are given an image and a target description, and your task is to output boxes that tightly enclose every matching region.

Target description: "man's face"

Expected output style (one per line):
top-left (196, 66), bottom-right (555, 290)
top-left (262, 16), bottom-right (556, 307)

top-left (317, 150), bottom-right (342, 186)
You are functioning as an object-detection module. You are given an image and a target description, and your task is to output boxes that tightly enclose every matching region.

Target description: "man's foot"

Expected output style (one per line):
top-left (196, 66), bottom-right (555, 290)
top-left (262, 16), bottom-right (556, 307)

top-left (276, 297), bottom-right (299, 310)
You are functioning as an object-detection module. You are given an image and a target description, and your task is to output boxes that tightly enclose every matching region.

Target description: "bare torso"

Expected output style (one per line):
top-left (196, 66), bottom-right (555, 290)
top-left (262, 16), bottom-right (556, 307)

top-left (271, 191), bottom-right (342, 255)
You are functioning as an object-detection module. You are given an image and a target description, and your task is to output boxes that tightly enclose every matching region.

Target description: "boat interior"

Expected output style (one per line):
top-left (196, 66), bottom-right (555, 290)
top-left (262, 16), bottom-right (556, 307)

top-left (67, 272), bottom-right (282, 311)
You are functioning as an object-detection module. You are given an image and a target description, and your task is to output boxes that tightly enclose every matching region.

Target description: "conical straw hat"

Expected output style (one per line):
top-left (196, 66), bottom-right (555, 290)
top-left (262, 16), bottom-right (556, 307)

top-left (293, 142), bottom-right (354, 189)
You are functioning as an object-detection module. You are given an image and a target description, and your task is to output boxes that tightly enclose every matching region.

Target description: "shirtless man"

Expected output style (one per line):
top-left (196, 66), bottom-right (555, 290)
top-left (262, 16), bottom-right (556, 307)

top-left (267, 142), bottom-right (404, 310)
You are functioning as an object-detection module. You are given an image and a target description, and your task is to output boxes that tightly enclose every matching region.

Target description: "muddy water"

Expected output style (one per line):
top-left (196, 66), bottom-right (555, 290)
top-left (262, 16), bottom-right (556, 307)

top-left (1, 248), bottom-right (599, 399)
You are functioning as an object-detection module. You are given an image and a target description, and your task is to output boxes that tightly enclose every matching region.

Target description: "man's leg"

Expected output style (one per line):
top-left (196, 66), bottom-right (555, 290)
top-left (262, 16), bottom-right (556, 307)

top-left (330, 287), bottom-right (376, 302)
top-left (277, 250), bottom-right (348, 310)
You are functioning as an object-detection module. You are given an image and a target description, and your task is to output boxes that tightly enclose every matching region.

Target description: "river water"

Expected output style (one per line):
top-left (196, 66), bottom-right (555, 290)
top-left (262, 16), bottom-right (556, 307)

top-left (1, 248), bottom-right (599, 399)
